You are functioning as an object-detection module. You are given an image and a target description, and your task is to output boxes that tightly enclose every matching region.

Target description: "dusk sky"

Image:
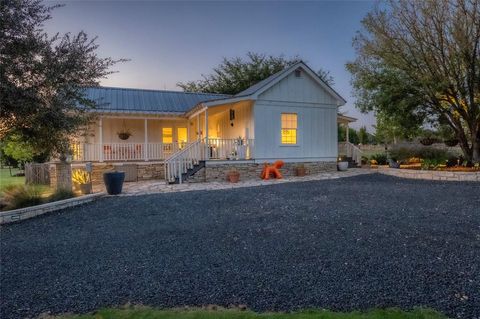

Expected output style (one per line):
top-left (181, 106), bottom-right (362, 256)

top-left (44, 0), bottom-right (376, 130)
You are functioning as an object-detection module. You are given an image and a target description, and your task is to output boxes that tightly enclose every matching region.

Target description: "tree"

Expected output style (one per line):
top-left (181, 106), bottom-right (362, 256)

top-left (177, 52), bottom-right (301, 95)
top-left (358, 126), bottom-right (368, 144)
top-left (347, 0), bottom-right (480, 161)
top-left (317, 67), bottom-right (335, 86)
top-left (1, 134), bottom-right (34, 168)
top-left (338, 125), bottom-right (359, 144)
top-left (0, 0), bottom-right (122, 159)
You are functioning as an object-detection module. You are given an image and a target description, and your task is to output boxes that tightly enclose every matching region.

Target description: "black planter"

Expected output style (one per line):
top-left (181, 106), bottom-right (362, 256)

top-left (103, 171), bottom-right (125, 195)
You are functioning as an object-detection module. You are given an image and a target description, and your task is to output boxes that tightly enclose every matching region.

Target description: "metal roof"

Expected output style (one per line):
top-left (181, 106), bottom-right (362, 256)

top-left (83, 86), bottom-right (231, 114)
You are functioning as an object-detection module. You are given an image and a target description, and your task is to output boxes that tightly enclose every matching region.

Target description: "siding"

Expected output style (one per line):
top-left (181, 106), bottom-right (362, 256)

top-left (258, 71), bottom-right (338, 105)
top-left (254, 70), bottom-right (338, 161)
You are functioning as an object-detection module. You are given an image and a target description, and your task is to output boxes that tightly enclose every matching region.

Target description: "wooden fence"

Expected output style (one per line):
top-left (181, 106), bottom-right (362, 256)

top-left (25, 163), bottom-right (50, 185)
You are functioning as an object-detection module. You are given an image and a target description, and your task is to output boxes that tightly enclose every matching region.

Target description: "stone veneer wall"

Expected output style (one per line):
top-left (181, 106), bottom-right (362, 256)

top-left (49, 163), bottom-right (72, 190)
top-left (203, 161), bottom-right (337, 183)
top-left (378, 166), bottom-right (480, 182)
top-left (51, 162), bottom-right (165, 187)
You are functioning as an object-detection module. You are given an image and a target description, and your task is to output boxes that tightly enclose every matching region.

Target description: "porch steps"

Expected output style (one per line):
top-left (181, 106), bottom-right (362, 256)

top-left (170, 160), bottom-right (205, 184)
top-left (345, 157), bottom-right (359, 168)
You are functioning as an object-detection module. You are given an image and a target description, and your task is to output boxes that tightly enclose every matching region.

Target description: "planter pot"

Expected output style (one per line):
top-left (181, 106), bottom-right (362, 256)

top-left (236, 145), bottom-right (247, 160)
top-left (337, 161), bottom-right (349, 171)
top-left (103, 171), bottom-right (125, 195)
top-left (79, 183), bottom-right (92, 195)
top-left (227, 171), bottom-right (240, 183)
top-left (295, 167), bottom-right (306, 176)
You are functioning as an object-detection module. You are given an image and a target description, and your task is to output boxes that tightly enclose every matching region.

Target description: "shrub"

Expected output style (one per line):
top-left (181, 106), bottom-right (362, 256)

top-left (370, 153), bottom-right (388, 165)
top-left (1, 185), bottom-right (43, 210)
top-left (421, 158), bottom-right (446, 170)
top-left (47, 188), bottom-right (75, 202)
top-left (389, 146), bottom-right (454, 163)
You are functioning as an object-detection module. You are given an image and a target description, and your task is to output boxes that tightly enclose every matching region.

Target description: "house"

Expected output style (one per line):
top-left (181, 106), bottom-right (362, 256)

top-left (69, 61), bottom-right (358, 184)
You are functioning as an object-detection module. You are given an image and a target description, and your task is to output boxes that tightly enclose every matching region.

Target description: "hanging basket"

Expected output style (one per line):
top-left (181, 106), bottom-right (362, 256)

top-left (118, 132), bottom-right (131, 140)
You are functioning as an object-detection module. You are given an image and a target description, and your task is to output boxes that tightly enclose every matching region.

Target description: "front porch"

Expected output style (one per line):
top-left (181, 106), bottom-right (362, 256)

top-left (72, 99), bottom-right (256, 163)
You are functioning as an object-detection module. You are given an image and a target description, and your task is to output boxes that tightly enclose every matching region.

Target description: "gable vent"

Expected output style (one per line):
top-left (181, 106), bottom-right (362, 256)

top-left (294, 69), bottom-right (302, 78)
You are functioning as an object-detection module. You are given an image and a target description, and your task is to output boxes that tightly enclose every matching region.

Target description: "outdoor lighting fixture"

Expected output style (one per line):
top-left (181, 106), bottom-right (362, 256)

top-left (230, 109), bottom-right (235, 127)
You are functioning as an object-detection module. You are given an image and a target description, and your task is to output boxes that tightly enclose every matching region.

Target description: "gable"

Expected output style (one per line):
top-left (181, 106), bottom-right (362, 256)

top-left (257, 69), bottom-right (339, 105)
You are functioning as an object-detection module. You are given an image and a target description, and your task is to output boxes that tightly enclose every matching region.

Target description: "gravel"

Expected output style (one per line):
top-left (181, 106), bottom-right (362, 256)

top-left (1, 173), bottom-right (480, 318)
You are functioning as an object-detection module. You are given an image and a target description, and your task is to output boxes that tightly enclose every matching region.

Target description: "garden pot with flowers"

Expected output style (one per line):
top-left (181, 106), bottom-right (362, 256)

top-left (72, 169), bottom-right (92, 194)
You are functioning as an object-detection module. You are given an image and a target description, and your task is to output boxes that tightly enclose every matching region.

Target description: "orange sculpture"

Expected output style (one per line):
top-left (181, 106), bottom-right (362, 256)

top-left (261, 160), bottom-right (284, 180)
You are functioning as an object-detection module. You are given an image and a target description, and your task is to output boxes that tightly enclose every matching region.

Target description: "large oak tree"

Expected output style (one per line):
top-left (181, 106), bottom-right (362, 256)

top-left (347, 0), bottom-right (480, 161)
top-left (0, 0), bottom-right (122, 160)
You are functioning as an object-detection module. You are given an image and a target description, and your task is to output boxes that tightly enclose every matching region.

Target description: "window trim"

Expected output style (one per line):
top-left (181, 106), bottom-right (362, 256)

top-left (280, 113), bottom-right (298, 146)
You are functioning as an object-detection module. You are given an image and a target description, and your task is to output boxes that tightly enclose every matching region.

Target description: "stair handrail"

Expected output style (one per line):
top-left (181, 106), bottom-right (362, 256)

top-left (345, 141), bottom-right (363, 167)
top-left (164, 139), bottom-right (204, 184)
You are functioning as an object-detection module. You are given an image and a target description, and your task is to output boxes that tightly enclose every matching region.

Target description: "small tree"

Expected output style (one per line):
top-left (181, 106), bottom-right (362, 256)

top-left (0, 0), bottom-right (123, 158)
top-left (358, 126), bottom-right (367, 144)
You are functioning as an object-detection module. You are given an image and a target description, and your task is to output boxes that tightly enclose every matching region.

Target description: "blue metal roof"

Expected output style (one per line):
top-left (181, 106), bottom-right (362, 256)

top-left (83, 87), bottom-right (231, 114)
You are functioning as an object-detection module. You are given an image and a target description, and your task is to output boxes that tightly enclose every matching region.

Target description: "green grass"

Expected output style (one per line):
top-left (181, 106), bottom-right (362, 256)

top-left (52, 306), bottom-right (448, 319)
top-left (0, 167), bottom-right (25, 190)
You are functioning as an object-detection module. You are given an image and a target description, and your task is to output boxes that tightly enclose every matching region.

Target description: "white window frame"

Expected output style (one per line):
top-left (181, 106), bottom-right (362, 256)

top-left (280, 113), bottom-right (298, 146)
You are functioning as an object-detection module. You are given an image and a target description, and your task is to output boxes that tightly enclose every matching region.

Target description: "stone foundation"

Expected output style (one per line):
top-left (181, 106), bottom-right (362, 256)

top-left (50, 162), bottom-right (165, 187)
top-left (202, 161), bottom-right (337, 183)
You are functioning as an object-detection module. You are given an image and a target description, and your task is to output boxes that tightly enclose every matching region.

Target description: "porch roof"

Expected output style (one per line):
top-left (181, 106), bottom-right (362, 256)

top-left (83, 86), bottom-right (230, 115)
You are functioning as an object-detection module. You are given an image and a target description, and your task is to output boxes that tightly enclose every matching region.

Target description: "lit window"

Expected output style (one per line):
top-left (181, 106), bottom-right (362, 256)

top-left (281, 113), bottom-right (297, 144)
top-left (162, 127), bottom-right (173, 144)
top-left (177, 127), bottom-right (187, 147)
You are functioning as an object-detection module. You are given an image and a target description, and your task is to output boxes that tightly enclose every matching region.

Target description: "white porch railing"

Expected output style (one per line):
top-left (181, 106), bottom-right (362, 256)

top-left (71, 143), bottom-right (184, 162)
top-left (165, 139), bottom-right (204, 183)
top-left (207, 138), bottom-right (255, 160)
top-left (339, 142), bottom-right (363, 166)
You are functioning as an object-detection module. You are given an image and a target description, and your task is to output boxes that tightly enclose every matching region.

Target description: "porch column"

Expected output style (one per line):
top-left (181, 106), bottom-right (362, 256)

top-left (205, 109), bottom-right (209, 159)
top-left (345, 122), bottom-right (349, 143)
top-left (99, 117), bottom-right (104, 162)
top-left (197, 114), bottom-right (200, 140)
top-left (144, 118), bottom-right (148, 161)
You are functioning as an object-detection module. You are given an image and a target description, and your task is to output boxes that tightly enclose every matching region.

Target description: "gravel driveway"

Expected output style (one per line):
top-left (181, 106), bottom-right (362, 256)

top-left (1, 174), bottom-right (480, 318)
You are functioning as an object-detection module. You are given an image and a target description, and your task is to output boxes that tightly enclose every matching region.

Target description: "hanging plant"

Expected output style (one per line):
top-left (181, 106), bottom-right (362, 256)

top-left (117, 120), bottom-right (132, 140)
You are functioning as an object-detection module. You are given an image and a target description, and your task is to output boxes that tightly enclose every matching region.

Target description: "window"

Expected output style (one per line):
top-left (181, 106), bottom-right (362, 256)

top-left (281, 113), bottom-right (297, 144)
top-left (177, 127), bottom-right (187, 148)
top-left (162, 127), bottom-right (173, 144)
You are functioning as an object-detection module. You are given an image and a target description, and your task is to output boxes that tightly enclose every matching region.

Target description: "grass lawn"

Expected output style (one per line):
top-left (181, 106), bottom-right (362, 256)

top-left (54, 307), bottom-right (447, 319)
top-left (0, 167), bottom-right (25, 190)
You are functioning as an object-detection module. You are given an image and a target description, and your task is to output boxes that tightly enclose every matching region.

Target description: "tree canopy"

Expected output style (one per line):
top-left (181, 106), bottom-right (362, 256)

top-left (177, 52), bottom-right (337, 95)
top-left (177, 52), bottom-right (301, 95)
top-left (347, 0), bottom-right (480, 161)
top-left (0, 0), bottom-right (122, 160)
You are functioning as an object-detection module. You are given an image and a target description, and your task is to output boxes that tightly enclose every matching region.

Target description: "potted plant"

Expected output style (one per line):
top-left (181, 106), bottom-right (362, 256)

top-left (72, 169), bottom-right (92, 194)
top-left (337, 156), bottom-right (349, 171)
top-left (103, 170), bottom-right (125, 195)
top-left (295, 164), bottom-right (306, 176)
top-left (226, 169), bottom-right (240, 183)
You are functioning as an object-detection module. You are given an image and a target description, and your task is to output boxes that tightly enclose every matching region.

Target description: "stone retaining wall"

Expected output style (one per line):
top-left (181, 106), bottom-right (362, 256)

top-left (50, 162), bottom-right (165, 188)
top-left (377, 166), bottom-right (480, 182)
top-left (203, 161), bottom-right (337, 182)
top-left (0, 193), bottom-right (103, 224)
